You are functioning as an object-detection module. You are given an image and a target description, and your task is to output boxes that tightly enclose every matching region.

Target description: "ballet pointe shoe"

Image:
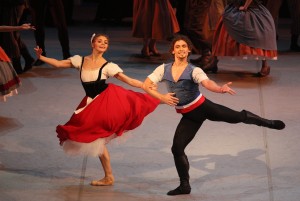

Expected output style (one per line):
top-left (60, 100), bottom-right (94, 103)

top-left (255, 66), bottom-right (270, 77)
top-left (90, 176), bottom-right (114, 186)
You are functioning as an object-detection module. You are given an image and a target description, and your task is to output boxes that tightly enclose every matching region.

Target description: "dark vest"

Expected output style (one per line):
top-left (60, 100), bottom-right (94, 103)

top-left (162, 63), bottom-right (200, 106)
top-left (80, 57), bottom-right (108, 99)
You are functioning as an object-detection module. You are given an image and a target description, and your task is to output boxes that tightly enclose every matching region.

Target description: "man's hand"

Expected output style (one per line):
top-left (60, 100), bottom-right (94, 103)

top-left (220, 82), bottom-right (236, 95)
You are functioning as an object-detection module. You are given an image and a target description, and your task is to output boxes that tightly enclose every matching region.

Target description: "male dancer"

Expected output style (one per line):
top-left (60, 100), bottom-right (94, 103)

top-left (142, 34), bottom-right (285, 196)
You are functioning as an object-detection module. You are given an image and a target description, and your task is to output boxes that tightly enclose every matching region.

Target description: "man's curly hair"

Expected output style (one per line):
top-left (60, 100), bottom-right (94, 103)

top-left (169, 34), bottom-right (193, 56)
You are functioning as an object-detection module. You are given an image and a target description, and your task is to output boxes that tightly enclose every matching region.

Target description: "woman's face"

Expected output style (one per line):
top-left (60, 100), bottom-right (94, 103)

top-left (92, 35), bottom-right (109, 53)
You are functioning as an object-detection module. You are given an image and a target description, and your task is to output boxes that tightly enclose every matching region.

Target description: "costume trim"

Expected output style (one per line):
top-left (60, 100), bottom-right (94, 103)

top-left (176, 95), bottom-right (205, 113)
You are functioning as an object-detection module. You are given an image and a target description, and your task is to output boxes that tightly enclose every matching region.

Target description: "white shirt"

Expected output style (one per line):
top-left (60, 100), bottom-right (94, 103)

top-left (148, 63), bottom-right (208, 84)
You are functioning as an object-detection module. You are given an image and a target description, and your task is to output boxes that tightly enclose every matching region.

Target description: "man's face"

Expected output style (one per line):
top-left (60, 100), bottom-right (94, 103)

top-left (172, 40), bottom-right (191, 59)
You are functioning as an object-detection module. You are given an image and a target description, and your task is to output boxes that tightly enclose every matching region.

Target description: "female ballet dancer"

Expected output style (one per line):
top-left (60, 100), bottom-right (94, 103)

top-left (34, 33), bottom-right (160, 186)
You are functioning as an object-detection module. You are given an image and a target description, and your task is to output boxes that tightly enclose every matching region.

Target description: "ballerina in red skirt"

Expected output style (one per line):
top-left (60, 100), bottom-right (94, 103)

top-left (34, 33), bottom-right (160, 186)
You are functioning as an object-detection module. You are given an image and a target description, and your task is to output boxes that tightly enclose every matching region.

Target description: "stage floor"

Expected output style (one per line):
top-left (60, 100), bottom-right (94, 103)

top-left (1, 19), bottom-right (299, 201)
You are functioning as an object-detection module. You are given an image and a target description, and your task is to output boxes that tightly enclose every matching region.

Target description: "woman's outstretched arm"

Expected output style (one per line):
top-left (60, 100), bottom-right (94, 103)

top-left (34, 46), bottom-right (72, 68)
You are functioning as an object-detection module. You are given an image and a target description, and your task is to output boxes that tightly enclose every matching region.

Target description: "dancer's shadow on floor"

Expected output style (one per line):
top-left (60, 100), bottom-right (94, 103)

top-left (191, 149), bottom-right (267, 175)
top-left (186, 148), bottom-right (300, 194)
top-left (107, 146), bottom-right (283, 195)
top-left (189, 149), bottom-right (271, 188)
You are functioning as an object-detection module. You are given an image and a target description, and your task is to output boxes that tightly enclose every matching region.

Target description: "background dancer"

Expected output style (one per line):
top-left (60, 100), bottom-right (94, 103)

top-left (213, 0), bottom-right (277, 77)
top-left (143, 34), bottom-right (285, 196)
top-left (132, 0), bottom-right (180, 57)
top-left (34, 33), bottom-right (160, 186)
top-left (0, 23), bottom-right (35, 101)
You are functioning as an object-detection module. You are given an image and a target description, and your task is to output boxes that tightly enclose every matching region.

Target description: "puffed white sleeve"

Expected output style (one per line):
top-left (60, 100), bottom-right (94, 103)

top-left (147, 64), bottom-right (164, 84)
top-left (104, 62), bottom-right (124, 77)
top-left (192, 67), bottom-right (209, 84)
top-left (69, 55), bottom-right (83, 69)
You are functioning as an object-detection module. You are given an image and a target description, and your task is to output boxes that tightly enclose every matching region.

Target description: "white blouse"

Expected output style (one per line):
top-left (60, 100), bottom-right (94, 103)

top-left (69, 55), bottom-right (123, 82)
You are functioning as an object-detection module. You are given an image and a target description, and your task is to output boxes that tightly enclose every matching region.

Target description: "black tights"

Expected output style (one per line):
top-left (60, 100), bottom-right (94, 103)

top-left (170, 99), bottom-right (246, 188)
top-left (169, 98), bottom-right (284, 190)
top-left (171, 99), bottom-right (246, 157)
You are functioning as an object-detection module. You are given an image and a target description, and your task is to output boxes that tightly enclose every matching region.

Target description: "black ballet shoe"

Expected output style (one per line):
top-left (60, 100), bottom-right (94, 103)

top-left (255, 66), bottom-right (270, 77)
top-left (269, 120), bottom-right (285, 130)
top-left (141, 49), bottom-right (150, 58)
top-left (190, 56), bottom-right (202, 64)
top-left (190, 54), bottom-right (212, 67)
top-left (150, 51), bottom-right (161, 57)
top-left (149, 48), bottom-right (161, 57)
top-left (243, 110), bottom-right (285, 130)
top-left (167, 185), bottom-right (191, 196)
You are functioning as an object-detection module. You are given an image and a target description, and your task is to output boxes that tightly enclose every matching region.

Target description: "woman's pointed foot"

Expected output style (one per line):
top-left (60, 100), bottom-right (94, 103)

top-left (91, 176), bottom-right (114, 186)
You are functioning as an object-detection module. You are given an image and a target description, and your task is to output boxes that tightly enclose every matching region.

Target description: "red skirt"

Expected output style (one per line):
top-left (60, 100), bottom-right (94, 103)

top-left (212, 18), bottom-right (277, 60)
top-left (56, 84), bottom-right (160, 151)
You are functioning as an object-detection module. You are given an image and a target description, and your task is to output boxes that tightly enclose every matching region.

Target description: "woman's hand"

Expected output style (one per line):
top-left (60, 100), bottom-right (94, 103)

top-left (34, 46), bottom-right (43, 59)
top-left (32, 46), bottom-right (72, 68)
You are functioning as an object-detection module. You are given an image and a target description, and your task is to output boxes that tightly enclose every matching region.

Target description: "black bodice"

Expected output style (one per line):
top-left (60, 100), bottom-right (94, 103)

top-left (80, 59), bottom-right (108, 99)
top-left (82, 79), bottom-right (108, 99)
